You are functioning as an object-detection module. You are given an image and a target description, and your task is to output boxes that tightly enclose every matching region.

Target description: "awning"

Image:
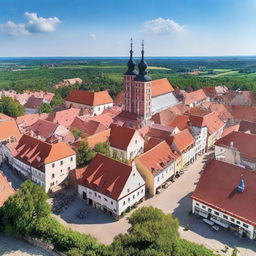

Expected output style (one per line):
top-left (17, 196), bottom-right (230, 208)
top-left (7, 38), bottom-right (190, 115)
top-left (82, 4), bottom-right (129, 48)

top-left (210, 217), bottom-right (229, 228)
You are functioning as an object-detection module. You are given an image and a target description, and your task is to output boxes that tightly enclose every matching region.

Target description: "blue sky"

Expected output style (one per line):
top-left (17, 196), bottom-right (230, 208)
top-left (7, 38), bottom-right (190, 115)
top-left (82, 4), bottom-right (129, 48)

top-left (0, 0), bottom-right (256, 57)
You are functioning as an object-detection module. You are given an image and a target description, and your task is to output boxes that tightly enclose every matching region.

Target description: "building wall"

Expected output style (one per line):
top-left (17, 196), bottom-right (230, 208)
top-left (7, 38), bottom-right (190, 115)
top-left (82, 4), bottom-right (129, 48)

top-left (192, 199), bottom-right (256, 239)
top-left (191, 126), bottom-right (208, 156)
top-left (215, 145), bottom-right (240, 165)
top-left (25, 108), bottom-right (38, 114)
top-left (207, 126), bottom-right (224, 149)
top-left (109, 146), bottom-right (127, 160)
top-left (126, 132), bottom-right (144, 160)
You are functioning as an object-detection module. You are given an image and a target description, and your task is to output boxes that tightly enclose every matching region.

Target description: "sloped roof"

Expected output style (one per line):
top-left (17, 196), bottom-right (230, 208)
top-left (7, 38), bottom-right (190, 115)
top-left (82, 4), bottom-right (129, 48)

top-left (167, 129), bottom-right (195, 152)
top-left (24, 96), bottom-right (43, 109)
top-left (29, 119), bottom-right (58, 139)
top-left (222, 124), bottom-right (239, 138)
top-left (0, 119), bottom-right (21, 141)
top-left (135, 141), bottom-right (179, 176)
top-left (0, 172), bottom-right (16, 206)
top-left (16, 114), bottom-right (40, 128)
top-left (184, 89), bottom-right (207, 105)
top-left (109, 125), bottom-right (137, 150)
top-left (215, 131), bottom-right (256, 161)
top-left (86, 129), bottom-right (111, 148)
top-left (230, 106), bottom-right (256, 122)
top-left (66, 89), bottom-right (113, 106)
top-left (169, 114), bottom-right (189, 131)
top-left (151, 78), bottom-right (174, 97)
top-left (0, 113), bottom-right (12, 121)
top-left (113, 91), bottom-right (125, 106)
top-left (192, 159), bottom-right (256, 226)
top-left (151, 109), bottom-right (176, 126)
top-left (145, 127), bottom-right (171, 140)
top-left (239, 120), bottom-right (256, 134)
top-left (80, 153), bottom-right (133, 200)
top-left (12, 134), bottom-right (75, 170)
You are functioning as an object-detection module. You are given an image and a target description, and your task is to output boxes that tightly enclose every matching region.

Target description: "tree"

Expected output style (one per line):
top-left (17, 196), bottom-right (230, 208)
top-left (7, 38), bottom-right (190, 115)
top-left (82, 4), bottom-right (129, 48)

top-left (76, 141), bottom-right (95, 167)
top-left (51, 93), bottom-right (64, 107)
top-left (94, 142), bottom-right (110, 156)
top-left (71, 128), bottom-right (82, 138)
top-left (39, 103), bottom-right (52, 113)
top-left (1, 180), bottom-right (50, 236)
top-left (0, 96), bottom-right (24, 117)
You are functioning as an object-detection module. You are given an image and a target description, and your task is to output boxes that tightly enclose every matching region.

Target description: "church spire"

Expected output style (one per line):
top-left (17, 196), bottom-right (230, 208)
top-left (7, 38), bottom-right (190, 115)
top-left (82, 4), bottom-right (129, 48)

top-left (135, 40), bottom-right (151, 82)
top-left (124, 38), bottom-right (138, 76)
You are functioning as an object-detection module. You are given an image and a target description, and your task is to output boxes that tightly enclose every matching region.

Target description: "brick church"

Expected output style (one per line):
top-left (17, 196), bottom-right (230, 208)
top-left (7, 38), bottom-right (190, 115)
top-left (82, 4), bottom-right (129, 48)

top-left (123, 40), bottom-right (178, 121)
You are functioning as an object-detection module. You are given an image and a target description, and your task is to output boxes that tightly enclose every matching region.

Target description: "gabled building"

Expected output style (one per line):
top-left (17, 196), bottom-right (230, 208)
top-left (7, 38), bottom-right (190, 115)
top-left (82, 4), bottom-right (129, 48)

top-left (135, 141), bottom-right (180, 195)
top-left (24, 96), bottom-right (44, 114)
top-left (215, 131), bottom-right (256, 169)
top-left (0, 172), bottom-right (16, 206)
top-left (183, 89), bottom-right (209, 107)
top-left (192, 159), bottom-right (256, 239)
top-left (239, 120), bottom-right (256, 134)
top-left (77, 153), bottom-right (145, 218)
top-left (109, 125), bottom-right (144, 160)
top-left (167, 129), bottom-right (196, 167)
top-left (2, 134), bottom-right (76, 192)
top-left (65, 89), bottom-right (113, 116)
top-left (0, 119), bottom-right (21, 143)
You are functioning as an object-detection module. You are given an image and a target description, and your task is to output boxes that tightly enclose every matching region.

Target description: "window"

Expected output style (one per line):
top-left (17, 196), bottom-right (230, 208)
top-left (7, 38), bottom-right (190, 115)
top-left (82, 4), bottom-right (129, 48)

top-left (133, 173), bottom-right (135, 176)
top-left (214, 211), bottom-right (219, 216)
top-left (68, 167), bottom-right (71, 171)
top-left (123, 201), bottom-right (125, 205)
top-left (128, 198), bottom-right (130, 202)
top-left (111, 201), bottom-right (113, 205)
top-left (70, 157), bottom-right (73, 162)
top-left (243, 223), bottom-right (249, 228)
top-left (133, 195), bottom-right (135, 199)
top-left (52, 163), bottom-right (55, 168)
top-left (127, 188), bottom-right (130, 193)
top-left (104, 198), bottom-right (108, 202)
top-left (141, 189), bottom-right (143, 193)
top-left (223, 215), bottom-right (228, 219)
top-left (137, 191), bottom-right (139, 196)
top-left (202, 205), bottom-right (206, 209)
top-left (135, 140), bottom-right (137, 144)
top-left (157, 177), bottom-right (160, 182)
top-left (236, 221), bottom-right (241, 225)
top-left (61, 170), bottom-right (63, 173)
top-left (196, 203), bottom-right (199, 206)
top-left (208, 208), bottom-right (212, 213)
top-left (98, 195), bottom-right (101, 199)
top-left (94, 192), bottom-right (97, 196)
top-left (52, 173), bottom-right (55, 179)
top-left (60, 161), bottom-right (63, 165)
top-left (230, 218), bottom-right (235, 222)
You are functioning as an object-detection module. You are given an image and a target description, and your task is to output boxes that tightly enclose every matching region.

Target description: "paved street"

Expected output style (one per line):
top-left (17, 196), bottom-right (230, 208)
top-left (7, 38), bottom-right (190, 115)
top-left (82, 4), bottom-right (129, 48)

top-left (54, 152), bottom-right (256, 256)
top-left (0, 234), bottom-right (51, 256)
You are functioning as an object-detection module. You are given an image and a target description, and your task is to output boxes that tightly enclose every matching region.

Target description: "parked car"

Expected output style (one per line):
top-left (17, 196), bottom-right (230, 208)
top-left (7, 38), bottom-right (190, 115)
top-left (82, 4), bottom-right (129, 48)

top-left (212, 225), bottom-right (221, 231)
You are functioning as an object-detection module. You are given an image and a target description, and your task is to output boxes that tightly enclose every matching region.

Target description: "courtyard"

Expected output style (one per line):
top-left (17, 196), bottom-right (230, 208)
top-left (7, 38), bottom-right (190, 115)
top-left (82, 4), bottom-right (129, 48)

top-left (53, 152), bottom-right (256, 256)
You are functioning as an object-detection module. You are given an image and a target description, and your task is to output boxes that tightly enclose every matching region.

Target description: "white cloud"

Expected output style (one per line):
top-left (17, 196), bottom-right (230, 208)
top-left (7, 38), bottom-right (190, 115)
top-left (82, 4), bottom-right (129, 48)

top-left (0, 12), bottom-right (61, 36)
top-left (89, 33), bottom-right (97, 40)
top-left (144, 17), bottom-right (185, 34)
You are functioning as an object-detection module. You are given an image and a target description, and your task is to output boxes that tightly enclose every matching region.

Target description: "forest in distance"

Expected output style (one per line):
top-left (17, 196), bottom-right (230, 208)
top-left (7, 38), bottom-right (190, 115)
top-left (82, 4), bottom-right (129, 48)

top-left (1, 56), bottom-right (256, 100)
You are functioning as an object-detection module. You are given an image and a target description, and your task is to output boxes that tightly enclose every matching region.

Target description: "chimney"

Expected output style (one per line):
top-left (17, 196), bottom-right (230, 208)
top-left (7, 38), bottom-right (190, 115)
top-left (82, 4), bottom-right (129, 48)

top-left (237, 175), bottom-right (245, 193)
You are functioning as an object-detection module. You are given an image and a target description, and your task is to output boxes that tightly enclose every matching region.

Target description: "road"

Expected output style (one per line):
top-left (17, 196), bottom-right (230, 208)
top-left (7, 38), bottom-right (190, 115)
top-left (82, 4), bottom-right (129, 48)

top-left (54, 152), bottom-right (256, 256)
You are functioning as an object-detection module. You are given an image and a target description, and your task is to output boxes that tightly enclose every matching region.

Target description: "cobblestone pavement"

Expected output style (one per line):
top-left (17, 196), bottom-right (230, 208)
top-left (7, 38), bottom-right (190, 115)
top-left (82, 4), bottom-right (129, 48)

top-left (54, 152), bottom-right (256, 256)
top-left (0, 234), bottom-right (51, 256)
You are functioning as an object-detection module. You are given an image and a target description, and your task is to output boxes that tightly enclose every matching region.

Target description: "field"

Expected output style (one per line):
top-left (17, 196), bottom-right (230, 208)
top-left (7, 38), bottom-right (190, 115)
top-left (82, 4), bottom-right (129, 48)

top-left (1, 56), bottom-right (256, 98)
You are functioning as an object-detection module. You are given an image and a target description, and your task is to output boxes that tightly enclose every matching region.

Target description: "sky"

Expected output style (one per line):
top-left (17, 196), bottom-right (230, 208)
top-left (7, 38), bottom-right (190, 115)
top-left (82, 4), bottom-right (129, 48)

top-left (0, 0), bottom-right (256, 57)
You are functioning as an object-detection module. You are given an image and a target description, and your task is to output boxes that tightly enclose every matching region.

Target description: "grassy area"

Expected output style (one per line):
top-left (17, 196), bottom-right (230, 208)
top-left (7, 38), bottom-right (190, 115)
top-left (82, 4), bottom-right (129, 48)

top-left (148, 66), bottom-right (171, 70)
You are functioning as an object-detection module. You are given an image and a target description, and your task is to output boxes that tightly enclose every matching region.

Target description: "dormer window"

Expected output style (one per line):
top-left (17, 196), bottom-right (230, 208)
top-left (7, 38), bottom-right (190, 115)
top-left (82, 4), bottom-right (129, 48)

top-left (127, 188), bottom-right (130, 193)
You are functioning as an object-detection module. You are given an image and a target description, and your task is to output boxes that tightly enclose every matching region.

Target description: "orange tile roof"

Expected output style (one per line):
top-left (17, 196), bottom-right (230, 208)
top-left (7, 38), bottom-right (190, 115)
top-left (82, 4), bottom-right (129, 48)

top-left (0, 172), bottom-right (16, 206)
top-left (167, 129), bottom-right (195, 152)
top-left (0, 119), bottom-right (21, 141)
top-left (0, 113), bottom-right (12, 121)
top-left (169, 104), bottom-right (189, 114)
top-left (184, 89), bottom-right (207, 105)
top-left (222, 124), bottom-right (239, 137)
top-left (192, 159), bottom-right (256, 226)
top-left (16, 114), bottom-right (40, 128)
top-left (86, 129), bottom-right (111, 148)
top-left (215, 131), bottom-right (256, 161)
top-left (109, 125), bottom-right (137, 150)
top-left (66, 89), bottom-right (113, 106)
top-left (13, 134), bottom-right (75, 170)
top-left (151, 109), bottom-right (176, 126)
top-left (169, 114), bottom-right (189, 131)
top-left (81, 112), bottom-right (117, 128)
top-left (113, 91), bottom-right (125, 106)
top-left (79, 153), bottom-right (133, 200)
top-left (136, 141), bottom-right (179, 176)
top-left (46, 108), bottom-right (80, 127)
top-left (151, 78), bottom-right (174, 97)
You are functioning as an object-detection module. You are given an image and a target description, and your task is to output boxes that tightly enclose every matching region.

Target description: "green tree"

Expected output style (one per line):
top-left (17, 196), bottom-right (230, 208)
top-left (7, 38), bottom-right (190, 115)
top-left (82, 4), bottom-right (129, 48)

top-left (0, 96), bottom-right (24, 117)
top-left (71, 128), bottom-right (82, 138)
top-left (231, 247), bottom-right (239, 256)
top-left (39, 103), bottom-right (52, 113)
top-left (1, 180), bottom-right (50, 236)
top-left (51, 93), bottom-right (64, 107)
top-left (76, 141), bottom-right (95, 167)
top-left (94, 142), bottom-right (110, 156)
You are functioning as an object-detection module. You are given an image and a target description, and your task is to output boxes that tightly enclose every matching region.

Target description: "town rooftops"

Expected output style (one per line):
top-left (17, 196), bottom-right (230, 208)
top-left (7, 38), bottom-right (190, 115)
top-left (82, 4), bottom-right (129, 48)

top-left (184, 89), bottom-right (208, 105)
top-left (16, 114), bottom-right (40, 128)
top-left (79, 153), bottom-right (134, 200)
top-left (230, 106), bottom-right (256, 122)
top-left (11, 134), bottom-right (75, 171)
top-left (66, 89), bottom-right (113, 106)
top-left (215, 131), bottom-right (256, 161)
top-left (167, 128), bottom-right (195, 152)
top-left (0, 113), bottom-right (12, 121)
top-left (135, 141), bottom-right (179, 176)
top-left (0, 172), bottom-right (16, 206)
top-left (151, 78), bottom-right (174, 97)
top-left (29, 119), bottom-right (58, 139)
top-left (239, 120), bottom-right (256, 134)
top-left (109, 125), bottom-right (137, 150)
top-left (46, 108), bottom-right (80, 127)
top-left (24, 96), bottom-right (43, 109)
top-left (192, 159), bottom-right (256, 226)
top-left (0, 119), bottom-right (21, 141)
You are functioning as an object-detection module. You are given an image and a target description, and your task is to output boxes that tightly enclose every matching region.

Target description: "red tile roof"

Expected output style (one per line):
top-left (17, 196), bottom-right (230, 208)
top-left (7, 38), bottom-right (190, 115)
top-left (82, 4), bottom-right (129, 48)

top-left (169, 104), bottom-right (189, 115)
top-left (230, 106), bottom-right (256, 122)
top-left (70, 117), bottom-right (107, 136)
top-left (151, 78), bottom-right (174, 97)
top-left (222, 125), bottom-right (239, 138)
top-left (113, 91), bottom-right (125, 106)
top-left (29, 119), bottom-right (58, 139)
top-left (46, 108), bottom-right (80, 127)
top-left (12, 134), bottom-right (75, 171)
top-left (189, 111), bottom-right (225, 135)
top-left (24, 96), bottom-right (43, 109)
top-left (169, 114), bottom-right (189, 131)
top-left (144, 137), bottom-right (164, 152)
top-left (16, 114), bottom-right (40, 128)
top-left (215, 131), bottom-right (256, 161)
top-left (0, 119), bottom-right (21, 141)
top-left (145, 127), bottom-right (171, 140)
top-left (0, 172), bottom-right (16, 206)
top-left (167, 129), bottom-right (195, 152)
top-left (239, 120), bottom-right (256, 134)
top-left (184, 89), bottom-right (207, 105)
top-left (109, 125), bottom-right (137, 150)
top-left (81, 112), bottom-right (117, 128)
top-left (151, 109), bottom-right (176, 126)
top-left (192, 159), bottom-right (256, 226)
top-left (66, 89), bottom-right (113, 106)
top-left (79, 153), bottom-right (134, 200)
top-left (135, 141), bottom-right (179, 176)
